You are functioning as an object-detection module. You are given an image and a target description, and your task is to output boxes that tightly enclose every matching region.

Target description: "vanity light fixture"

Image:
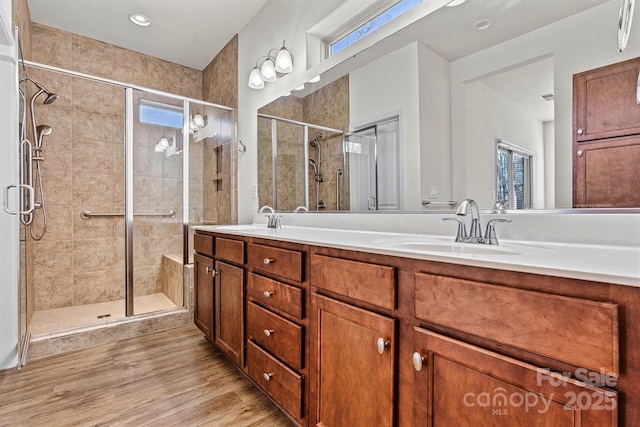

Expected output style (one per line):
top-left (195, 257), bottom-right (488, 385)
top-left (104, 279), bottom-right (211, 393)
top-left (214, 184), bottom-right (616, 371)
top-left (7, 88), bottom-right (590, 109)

top-left (445, 0), bottom-right (467, 6)
top-left (248, 40), bottom-right (294, 89)
top-left (129, 13), bottom-right (151, 27)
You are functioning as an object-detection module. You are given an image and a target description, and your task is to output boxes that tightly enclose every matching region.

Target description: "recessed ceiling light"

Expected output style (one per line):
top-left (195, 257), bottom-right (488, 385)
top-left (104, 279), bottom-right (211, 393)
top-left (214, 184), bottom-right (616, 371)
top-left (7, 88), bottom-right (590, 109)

top-left (474, 18), bottom-right (494, 31)
top-left (309, 75), bottom-right (321, 83)
top-left (446, 0), bottom-right (467, 7)
top-left (293, 84), bottom-right (305, 91)
top-left (129, 14), bottom-right (151, 27)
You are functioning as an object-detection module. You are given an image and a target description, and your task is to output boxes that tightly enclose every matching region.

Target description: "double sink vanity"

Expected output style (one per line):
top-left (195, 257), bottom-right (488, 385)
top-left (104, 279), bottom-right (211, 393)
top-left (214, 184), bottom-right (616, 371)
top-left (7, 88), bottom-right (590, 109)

top-left (192, 208), bottom-right (639, 426)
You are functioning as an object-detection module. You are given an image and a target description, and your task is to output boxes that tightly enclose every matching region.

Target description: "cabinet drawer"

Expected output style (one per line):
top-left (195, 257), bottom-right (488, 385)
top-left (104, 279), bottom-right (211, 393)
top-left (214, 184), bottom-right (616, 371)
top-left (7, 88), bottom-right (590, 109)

top-left (215, 237), bottom-right (244, 265)
top-left (247, 272), bottom-right (304, 319)
top-left (310, 254), bottom-right (396, 310)
top-left (414, 273), bottom-right (619, 376)
top-left (246, 340), bottom-right (303, 420)
top-left (247, 243), bottom-right (303, 282)
top-left (247, 302), bottom-right (303, 370)
top-left (194, 233), bottom-right (214, 257)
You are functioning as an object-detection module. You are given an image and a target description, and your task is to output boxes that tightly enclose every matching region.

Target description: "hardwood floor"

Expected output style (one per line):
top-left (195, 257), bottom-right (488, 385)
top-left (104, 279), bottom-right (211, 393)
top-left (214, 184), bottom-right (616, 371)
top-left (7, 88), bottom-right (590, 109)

top-left (0, 325), bottom-right (295, 426)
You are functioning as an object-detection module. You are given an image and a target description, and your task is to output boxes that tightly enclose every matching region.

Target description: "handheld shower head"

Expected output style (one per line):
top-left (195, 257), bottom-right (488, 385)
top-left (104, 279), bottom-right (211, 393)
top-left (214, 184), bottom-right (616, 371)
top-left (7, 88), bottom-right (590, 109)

top-left (35, 125), bottom-right (53, 149)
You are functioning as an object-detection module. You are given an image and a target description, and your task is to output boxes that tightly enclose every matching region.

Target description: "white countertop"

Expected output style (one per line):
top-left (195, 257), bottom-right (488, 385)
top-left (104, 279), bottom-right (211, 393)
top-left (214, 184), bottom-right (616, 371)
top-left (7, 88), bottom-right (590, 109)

top-left (192, 224), bottom-right (640, 288)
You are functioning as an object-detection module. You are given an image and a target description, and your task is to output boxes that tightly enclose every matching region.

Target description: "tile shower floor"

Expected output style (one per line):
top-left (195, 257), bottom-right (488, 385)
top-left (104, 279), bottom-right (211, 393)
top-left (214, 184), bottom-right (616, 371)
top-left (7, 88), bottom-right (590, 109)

top-left (29, 293), bottom-right (177, 336)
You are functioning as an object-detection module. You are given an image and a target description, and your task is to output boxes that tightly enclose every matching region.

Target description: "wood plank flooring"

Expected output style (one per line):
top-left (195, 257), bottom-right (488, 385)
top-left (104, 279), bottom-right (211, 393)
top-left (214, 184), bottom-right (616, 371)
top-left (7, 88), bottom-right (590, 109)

top-left (0, 325), bottom-right (295, 426)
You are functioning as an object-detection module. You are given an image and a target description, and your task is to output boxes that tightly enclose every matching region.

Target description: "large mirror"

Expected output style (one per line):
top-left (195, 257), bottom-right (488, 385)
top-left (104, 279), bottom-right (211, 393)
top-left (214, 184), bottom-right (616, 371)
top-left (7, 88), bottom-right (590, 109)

top-left (258, 0), bottom-right (640, 211)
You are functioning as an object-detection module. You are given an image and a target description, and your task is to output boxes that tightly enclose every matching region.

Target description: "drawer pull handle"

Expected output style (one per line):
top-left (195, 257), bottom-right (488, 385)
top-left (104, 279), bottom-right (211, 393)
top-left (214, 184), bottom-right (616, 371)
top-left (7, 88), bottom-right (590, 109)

top-left (263, 372), bottom-right (273, 381)
top-left (205, 267), bottom-right (216, 277)
top-left (376, 337), bottom-right (390, 355)
top-left (412, 352), bottom-right (425, 372)
top-left (263, 290), bottom-right (274, 297)
top-left (263, 258), bottom-right (275, 265)
top-left (264, 329), bottom-right (274, 337)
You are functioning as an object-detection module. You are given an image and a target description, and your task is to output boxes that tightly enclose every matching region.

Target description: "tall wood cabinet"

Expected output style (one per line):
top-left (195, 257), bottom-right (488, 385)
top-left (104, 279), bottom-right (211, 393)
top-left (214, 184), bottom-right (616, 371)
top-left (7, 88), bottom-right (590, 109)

top-left (573, 56), bottom-right (640, 207)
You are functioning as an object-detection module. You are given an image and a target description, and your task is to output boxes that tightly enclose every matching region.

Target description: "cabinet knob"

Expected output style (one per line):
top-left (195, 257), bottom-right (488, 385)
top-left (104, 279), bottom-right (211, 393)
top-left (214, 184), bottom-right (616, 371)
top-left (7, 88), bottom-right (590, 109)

top-left (263, 290), bottom-right (274, 298)
top-left (376, 337), bottom-right (390, 355)
top-left (263, 372), bottom-right (273, 381)
top-left (263, 258), bottom-right (275, 265)
top-left (205, 266), bottom-right (216, 277)
top-left (577, 128), bottom-right (583, 135)
top-left (263, 329), bottom-right (274, 337)
top-left (577, 150), bottom-right (584, 157)
top-left (412, 352), bottom-right (425, 372)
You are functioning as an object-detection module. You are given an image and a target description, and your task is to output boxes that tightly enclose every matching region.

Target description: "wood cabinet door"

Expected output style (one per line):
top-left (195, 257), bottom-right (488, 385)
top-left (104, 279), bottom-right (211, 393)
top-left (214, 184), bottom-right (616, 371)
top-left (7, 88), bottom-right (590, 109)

top-left (574, 57), bottom-right (640, 142)
top-left (194, 253), bottom-right (214, 341)
top-left (413, 327), bottom-right (617, 427)
top-left (310, 293), bottom-right (395, 427)
top-left (573, 134), bottom-right (640, 207)
top-left (214, 260), bottom-right (244, 366)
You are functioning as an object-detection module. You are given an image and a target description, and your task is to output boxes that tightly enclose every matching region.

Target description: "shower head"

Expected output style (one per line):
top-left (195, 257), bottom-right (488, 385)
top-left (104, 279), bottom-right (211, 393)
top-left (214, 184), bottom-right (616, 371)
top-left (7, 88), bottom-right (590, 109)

top-left (309, 134), bottom-right (322, 147)
top-left (43, 93), bottom-right (58, 104)
top-left (36, 124), bottom-right (53, 148)
top-left (22, 76), bottom-right (58, 104)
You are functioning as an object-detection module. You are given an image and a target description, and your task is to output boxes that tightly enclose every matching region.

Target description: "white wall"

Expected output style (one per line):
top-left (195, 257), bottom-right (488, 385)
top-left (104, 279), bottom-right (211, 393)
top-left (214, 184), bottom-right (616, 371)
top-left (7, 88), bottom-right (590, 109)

top-left (544, 121), bottom-right (555, 208)
top-left (464, 81), bottom-right (545, 209)
top-left (418, 42), bottom-right (451, 208)
top-left (451, 0), bottom-right (640, 209)
top-left (349, 43), bottom-right (419, 210)
top-left (0, 0), bottom-right (19, 370)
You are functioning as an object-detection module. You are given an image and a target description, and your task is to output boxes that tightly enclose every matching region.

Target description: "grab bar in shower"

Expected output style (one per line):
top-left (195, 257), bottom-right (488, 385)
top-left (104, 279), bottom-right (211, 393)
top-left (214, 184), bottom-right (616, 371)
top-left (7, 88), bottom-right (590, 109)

top-left (80, 210), bottom-right (177, 220)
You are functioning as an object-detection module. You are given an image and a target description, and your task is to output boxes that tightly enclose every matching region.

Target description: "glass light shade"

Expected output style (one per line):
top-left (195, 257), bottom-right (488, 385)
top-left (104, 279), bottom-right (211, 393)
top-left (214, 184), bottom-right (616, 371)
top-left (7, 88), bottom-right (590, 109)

top-left (275, 46), bottom-right (293, 74)
top-left (260, 58), bottom-right (277, 82)
top-left (248, 67), bottom-right (264, 89)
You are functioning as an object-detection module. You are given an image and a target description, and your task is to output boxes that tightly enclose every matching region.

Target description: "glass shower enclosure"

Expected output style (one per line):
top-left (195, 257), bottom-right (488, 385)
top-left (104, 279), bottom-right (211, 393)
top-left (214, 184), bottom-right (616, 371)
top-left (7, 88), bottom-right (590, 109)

top-left (20, 62), bottom-right (235, 342)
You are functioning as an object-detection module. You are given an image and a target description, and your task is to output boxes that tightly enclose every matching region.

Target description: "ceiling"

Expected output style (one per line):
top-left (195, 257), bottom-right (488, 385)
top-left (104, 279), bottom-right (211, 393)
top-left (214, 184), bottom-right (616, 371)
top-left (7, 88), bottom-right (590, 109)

top-left (27, 0), bottom-right (269, 70)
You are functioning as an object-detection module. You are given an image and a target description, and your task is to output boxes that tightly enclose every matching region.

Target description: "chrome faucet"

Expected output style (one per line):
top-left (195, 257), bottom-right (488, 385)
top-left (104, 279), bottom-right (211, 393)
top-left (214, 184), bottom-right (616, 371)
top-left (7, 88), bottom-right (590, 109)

top-left (293, 206), bottom-right (309, 213)
top-left (442, 198), bottom-right (511, 245)
top-left (258, 205), bottom-right (275, 214)
top-left (455, 199), bottom-right (483, 243)
top-left (257, 205), bottom-right (281, 229)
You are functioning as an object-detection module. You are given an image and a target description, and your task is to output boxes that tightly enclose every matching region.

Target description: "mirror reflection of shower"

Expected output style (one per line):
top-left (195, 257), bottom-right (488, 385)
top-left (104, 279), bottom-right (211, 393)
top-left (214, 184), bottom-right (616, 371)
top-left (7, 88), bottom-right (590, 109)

top-left (309, 134), bottom-right (326, 210)
top-left (19, 75), bottom-right (59, 240)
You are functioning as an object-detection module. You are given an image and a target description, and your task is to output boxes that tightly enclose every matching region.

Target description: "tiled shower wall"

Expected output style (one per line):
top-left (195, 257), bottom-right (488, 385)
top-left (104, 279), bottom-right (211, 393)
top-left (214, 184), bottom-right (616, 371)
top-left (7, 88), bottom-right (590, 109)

top-left (257, 76), bottom-right (350, 211)
top-left (27, 24), bottom-right (205, 312)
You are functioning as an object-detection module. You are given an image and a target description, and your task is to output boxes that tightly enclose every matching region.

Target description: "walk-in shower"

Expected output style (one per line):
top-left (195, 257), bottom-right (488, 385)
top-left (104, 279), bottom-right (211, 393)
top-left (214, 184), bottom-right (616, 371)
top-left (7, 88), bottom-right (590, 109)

top-left (17, 61), bottom-right (236, 355)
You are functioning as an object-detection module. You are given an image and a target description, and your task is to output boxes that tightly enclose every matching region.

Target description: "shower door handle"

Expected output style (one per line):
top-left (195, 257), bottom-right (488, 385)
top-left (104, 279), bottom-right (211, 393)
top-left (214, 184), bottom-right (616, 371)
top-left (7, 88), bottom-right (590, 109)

top-left (3, 184), bottom-right (35, 217)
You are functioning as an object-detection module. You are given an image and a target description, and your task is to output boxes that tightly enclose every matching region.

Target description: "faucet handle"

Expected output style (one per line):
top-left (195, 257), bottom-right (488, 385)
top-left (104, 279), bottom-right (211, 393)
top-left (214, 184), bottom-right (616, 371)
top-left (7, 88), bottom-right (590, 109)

top-left (442, 217), bottom-right (467, 242)
top-left (484, 218), bottom-right (511, 245)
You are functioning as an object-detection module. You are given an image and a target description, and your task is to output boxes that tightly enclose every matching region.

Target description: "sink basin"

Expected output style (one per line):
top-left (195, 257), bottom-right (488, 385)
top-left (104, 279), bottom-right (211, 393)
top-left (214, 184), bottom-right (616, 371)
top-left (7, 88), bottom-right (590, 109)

top-left (390, 241), bottom-right (519, 256)
top-left (214, 224), bottom-right (267, 231)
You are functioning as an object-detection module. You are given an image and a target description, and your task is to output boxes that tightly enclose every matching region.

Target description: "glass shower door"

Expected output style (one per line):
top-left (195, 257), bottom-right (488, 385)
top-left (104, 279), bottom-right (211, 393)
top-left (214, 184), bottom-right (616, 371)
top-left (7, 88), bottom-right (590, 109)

top-left (129, 89), bottom-right (184, 315)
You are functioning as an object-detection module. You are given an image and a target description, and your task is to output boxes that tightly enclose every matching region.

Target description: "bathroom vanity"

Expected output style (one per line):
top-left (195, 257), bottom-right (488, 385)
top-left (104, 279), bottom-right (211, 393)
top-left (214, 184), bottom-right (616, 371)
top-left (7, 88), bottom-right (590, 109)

top-left (192, 219), bottom-right (639, 426)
